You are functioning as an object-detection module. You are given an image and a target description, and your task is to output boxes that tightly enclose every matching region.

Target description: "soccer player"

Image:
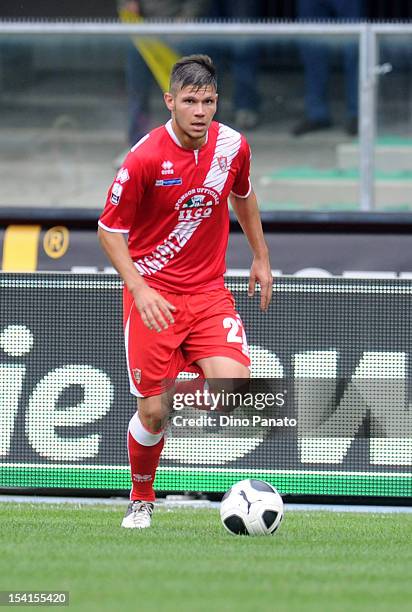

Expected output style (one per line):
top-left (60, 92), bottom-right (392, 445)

top-left (98, 55), bottom-right (272, 528)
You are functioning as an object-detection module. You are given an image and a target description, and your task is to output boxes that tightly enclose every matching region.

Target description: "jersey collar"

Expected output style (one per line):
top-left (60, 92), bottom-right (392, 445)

top-left (165, 119), bottom-right (208, 150)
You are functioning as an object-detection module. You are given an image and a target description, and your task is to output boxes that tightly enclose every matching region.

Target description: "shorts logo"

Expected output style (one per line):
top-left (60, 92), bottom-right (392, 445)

top-left (217, 156), bottom-right (228, 172)
top-left (161, 160), bottom-right (174, 175)
top-left (116, 167), bottom-right (130, 184)
top-left (110, 182), bottom-right (123, 205)
top-left (133, 368), bottom-right (141, 383)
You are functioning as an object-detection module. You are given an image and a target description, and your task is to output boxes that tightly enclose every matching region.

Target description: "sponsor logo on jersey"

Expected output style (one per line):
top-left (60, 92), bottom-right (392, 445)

top-left (174, 188), bottom-right (220, 221)
top-left (116, 167), bottom-right (130, 184)
top-left (132, 368), bottom-right (141, 383)
top-left (110, 182), bottom-right (123, 205)
top-left (161, 160), bottom-right (174, 175)
top-left (183, 195), bottom-right (208, 208)
top-left (175, 187), bottom-right (219, 211)
top-left (155, 178), bottom-right (183, 187)
top-left (217, 155), bottom-right (228, 172)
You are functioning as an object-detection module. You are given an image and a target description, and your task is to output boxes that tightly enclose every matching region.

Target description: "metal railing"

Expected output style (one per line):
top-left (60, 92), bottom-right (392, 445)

top-left (1, 20), bottom-right (412, 211)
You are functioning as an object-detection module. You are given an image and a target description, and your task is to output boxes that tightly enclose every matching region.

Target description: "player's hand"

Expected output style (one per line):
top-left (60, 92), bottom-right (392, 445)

top-left (132, 285), bottom-right (176, 332)
top-left (248, 256), bottom-right (273, 311)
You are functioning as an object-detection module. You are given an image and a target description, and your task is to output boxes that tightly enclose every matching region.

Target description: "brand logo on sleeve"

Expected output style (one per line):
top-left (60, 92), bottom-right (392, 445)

top-left (110, 182), bottom-right (123, 205)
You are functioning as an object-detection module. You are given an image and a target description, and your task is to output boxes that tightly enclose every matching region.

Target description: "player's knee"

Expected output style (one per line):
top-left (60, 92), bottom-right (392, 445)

top-left (138, 410), bottom-right (165, 434)
top-left (137, 398), bottom-right (167, 433)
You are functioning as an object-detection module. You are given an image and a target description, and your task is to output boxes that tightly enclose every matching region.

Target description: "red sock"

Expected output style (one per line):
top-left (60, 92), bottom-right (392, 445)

top-left (127, 413), bottom-right (165, 502)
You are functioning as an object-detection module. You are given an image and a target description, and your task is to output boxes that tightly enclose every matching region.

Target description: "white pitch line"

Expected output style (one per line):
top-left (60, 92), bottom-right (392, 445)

top-left (285, 503), bottom-right (412, 514)
top-left (0, 495), bottom-right (412, 513)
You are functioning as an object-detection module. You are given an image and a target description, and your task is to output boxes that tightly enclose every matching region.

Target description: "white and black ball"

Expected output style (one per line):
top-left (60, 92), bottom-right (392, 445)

top-left (220, 479), bottom-right (284, 536)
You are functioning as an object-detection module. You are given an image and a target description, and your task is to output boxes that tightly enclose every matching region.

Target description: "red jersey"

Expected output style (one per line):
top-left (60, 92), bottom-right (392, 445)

top-left (98, 120), bottom-right (251, 293)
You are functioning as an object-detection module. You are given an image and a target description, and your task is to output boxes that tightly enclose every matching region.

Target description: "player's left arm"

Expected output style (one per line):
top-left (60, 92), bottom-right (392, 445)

top-left (230, 189), bottom-right (273, 311)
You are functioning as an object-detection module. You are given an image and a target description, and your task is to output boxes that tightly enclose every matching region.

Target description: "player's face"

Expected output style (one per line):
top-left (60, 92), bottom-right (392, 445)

top-left (164, 85), bottom-right (218, 149)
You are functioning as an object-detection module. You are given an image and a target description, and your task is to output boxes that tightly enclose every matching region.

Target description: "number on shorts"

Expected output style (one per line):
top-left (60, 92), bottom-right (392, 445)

top-left (223, 316), bottom-right (249, 356)
top-left (223, 316), bottom-right (242, 343)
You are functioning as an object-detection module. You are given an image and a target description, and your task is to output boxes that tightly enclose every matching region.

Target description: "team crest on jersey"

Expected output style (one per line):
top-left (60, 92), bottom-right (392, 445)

top-left (217, 156), bottom-right (228, 172)
top-left (116, 167), bottom-right (130, 184)
top-left (132, 368), bottom-right (141, 384)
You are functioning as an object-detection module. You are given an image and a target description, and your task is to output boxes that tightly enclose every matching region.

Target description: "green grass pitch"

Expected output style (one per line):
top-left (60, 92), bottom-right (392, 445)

top-left (1, 503), bottom-right (411, 612)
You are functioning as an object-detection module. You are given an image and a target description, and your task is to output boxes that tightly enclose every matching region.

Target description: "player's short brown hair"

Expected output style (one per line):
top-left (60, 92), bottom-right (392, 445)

top-left (169, 55), bottom-right (217, 94)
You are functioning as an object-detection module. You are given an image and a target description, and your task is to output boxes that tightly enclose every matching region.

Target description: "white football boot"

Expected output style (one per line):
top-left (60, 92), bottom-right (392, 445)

top-left (121, 500), bottom-right (154, 529)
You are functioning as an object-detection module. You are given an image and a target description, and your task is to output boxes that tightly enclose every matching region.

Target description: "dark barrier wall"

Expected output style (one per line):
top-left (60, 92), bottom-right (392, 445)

top-left (2, 229), bottom-right (412, 277)
top-left (1, 273), bottom-right (411, 498)
top-left (3, 211), bottom-right (412, 277)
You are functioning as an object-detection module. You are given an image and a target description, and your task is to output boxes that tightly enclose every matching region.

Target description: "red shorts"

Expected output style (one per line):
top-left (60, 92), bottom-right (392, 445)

top-left (123, 286), bottom-right (250, 397)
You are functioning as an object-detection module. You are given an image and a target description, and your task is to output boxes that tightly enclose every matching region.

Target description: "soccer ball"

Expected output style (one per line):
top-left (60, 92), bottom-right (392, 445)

top-left (220, 479), bottom-right (284, 536)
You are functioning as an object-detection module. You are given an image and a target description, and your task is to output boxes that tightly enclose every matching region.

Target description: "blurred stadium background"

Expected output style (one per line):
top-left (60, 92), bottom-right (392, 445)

top-left (1, 4), bottom-right (412, 611)
top-left (1, 1), bottom-right (412, 504)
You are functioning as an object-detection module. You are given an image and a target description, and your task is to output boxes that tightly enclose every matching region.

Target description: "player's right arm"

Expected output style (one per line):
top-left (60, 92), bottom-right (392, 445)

top-left (97, 228), bottom-right (175, 332)
top-left (98, 154), bottom-right (176, 332)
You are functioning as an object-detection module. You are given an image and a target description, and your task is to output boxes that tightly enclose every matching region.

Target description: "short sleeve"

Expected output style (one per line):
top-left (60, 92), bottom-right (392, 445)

top-left (98, 153), bottom-right (145, 233)
top-left (231, 137), bottom-right (252, 199)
